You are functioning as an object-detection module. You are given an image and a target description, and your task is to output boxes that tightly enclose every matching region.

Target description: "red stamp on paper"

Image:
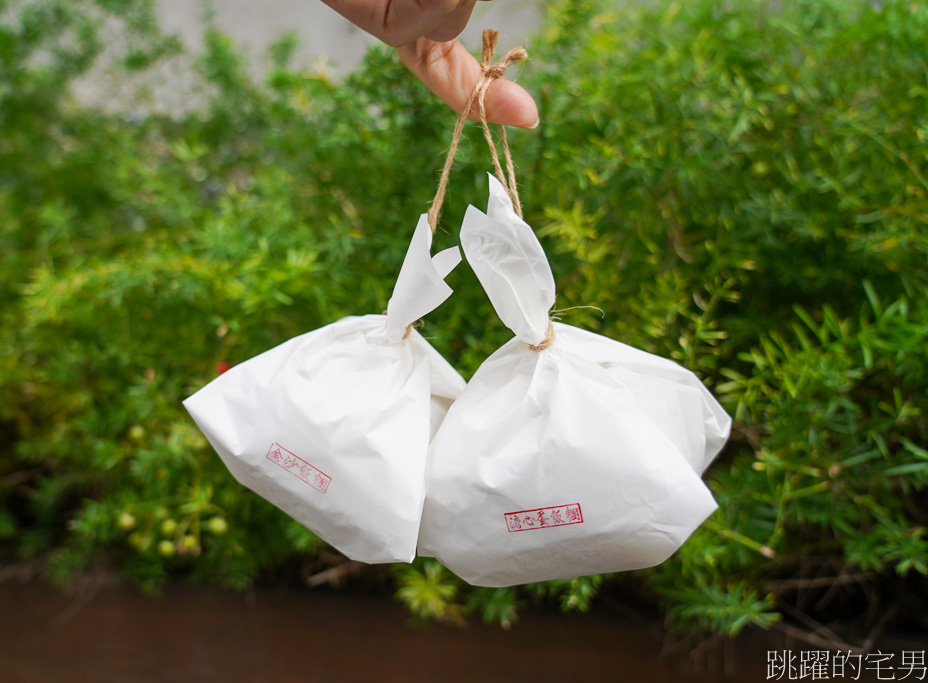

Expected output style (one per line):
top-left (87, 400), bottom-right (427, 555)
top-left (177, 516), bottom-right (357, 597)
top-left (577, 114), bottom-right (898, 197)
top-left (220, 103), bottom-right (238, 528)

top-left (504, 503), bottom-right (583, 533)
top-left (266, 442), bottom-right (331, 494)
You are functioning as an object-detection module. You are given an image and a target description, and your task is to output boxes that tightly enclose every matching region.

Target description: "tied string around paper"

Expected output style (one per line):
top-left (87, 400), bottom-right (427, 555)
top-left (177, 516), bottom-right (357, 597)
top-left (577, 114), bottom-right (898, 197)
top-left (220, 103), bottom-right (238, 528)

top-left (529, 321), bottom-right (555, 352)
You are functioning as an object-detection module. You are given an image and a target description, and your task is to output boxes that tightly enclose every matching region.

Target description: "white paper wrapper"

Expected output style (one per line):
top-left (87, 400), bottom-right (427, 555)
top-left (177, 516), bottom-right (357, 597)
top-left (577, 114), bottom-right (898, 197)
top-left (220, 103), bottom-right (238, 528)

top-left (563, 325), bottom-right (731, 475)
top-left (418, 178), bottom-right (731, 587)
top-left (185, 215), bottom-right (464, 564)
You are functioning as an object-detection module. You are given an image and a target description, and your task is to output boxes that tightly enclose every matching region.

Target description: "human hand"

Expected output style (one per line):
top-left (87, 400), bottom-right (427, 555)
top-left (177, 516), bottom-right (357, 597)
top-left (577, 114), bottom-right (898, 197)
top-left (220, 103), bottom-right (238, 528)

top-left (321, 0), bottom-right (538, 128)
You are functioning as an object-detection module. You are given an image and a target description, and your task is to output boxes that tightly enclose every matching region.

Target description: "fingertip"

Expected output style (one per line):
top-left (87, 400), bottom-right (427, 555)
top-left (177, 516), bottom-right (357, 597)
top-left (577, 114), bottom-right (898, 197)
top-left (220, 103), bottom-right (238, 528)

top-left (483, 79), bottom-right (539, 129)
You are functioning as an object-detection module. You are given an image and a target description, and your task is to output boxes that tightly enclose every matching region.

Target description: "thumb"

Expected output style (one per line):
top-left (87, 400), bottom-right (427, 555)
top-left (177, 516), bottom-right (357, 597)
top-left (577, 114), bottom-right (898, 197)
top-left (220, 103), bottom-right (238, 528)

top-left (397, 37), bottom-right (539, 129)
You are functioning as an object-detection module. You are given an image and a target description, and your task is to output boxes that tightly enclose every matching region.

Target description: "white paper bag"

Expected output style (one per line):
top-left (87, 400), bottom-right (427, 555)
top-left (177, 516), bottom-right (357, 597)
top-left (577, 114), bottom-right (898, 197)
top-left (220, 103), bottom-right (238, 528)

top-left (417, 176), bottom-right (731, 586)
top-left (185, 215), bottom-right (465, 564)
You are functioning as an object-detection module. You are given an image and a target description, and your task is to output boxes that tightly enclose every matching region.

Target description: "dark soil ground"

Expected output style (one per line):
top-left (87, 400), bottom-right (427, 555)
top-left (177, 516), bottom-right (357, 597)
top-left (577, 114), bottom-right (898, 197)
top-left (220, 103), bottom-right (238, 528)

top-left (1, 570), bottom-right (922, 682)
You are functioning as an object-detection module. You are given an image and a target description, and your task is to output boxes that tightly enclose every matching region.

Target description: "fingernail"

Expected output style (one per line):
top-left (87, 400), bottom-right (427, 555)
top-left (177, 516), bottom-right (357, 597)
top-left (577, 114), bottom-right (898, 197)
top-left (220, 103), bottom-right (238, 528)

top-left (529, 117), bottom-right (540, 130)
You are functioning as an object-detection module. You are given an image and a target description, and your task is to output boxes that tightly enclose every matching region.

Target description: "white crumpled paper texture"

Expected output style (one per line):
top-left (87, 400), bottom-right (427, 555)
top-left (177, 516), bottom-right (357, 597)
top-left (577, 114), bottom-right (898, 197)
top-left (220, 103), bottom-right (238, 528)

top-left (418, 179), bottom-right (731, 587)
top-left (386, 214), bottom-right (461, 343)
top-left (185, 215), bottom-right (463, 564)
top-left (460, 174), bottom-right (555, 346)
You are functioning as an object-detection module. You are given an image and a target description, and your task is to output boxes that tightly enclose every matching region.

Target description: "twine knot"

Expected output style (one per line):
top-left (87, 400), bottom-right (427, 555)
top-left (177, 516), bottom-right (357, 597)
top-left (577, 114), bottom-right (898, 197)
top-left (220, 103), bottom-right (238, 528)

top-left (480, 31), bottom-right (528, 82)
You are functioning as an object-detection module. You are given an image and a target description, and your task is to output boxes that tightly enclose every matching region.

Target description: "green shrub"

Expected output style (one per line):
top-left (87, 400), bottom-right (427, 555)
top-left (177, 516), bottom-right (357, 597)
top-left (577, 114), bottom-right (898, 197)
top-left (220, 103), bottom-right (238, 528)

top-left (1, 0), bottom-right (925, 641)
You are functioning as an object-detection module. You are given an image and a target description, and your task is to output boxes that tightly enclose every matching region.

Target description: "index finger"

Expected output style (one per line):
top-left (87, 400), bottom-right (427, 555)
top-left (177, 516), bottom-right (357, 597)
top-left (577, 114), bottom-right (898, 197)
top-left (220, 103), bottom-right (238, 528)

top-left (397, 37), bottom-right (539, 129)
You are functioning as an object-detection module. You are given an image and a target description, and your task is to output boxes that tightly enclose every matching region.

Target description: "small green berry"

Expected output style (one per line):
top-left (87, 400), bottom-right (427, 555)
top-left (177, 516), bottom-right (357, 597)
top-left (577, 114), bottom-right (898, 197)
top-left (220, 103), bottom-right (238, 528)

top-left (750, 161), bottom-right (770, 177)
top-left (157, 540), bottom-right (175, 557)
top-left (206, 516), bottom-right (228, 536)
top-left (118, 512), bottom-right (136, 531)
top-left (160, 519), bottom-right (177, 536)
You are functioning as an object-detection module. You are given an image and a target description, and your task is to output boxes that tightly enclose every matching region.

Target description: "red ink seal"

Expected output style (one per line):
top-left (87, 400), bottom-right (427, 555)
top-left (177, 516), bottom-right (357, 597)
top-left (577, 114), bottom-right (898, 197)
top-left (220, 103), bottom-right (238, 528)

top-left (266, 442), bottom-right (331, 493)
top-left (504, 503), bottom-right (583, 533)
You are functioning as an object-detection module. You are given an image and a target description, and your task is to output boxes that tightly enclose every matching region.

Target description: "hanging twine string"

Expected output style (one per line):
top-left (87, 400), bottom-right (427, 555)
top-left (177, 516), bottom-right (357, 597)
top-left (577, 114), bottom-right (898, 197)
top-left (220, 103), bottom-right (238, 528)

top-left (427, 30), bottom-right (527, 233)
top-left (411, 31), bottom-right (554, 352)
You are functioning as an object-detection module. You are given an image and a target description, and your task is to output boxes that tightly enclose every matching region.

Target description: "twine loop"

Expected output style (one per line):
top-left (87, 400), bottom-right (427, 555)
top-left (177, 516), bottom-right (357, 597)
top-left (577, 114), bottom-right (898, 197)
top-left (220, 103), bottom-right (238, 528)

top-left (427, 30), bottom-right (527, 233)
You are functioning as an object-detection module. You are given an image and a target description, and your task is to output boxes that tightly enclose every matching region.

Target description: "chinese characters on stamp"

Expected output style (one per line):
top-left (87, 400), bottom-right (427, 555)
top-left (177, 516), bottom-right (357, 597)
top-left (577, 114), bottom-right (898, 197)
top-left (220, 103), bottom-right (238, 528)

top-left (504, 503), bottom-right (583, 533)
top-left (266, 442), bottom-right (331, 494)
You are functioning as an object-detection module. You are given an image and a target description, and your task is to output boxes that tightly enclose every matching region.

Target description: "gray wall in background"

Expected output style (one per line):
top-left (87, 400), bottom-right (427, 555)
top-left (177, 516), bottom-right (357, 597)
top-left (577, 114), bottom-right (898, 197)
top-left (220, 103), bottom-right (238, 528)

top-left (75, 0), bottom-right (539, 114)
top-left (156, 0), bottom-right (540, 74)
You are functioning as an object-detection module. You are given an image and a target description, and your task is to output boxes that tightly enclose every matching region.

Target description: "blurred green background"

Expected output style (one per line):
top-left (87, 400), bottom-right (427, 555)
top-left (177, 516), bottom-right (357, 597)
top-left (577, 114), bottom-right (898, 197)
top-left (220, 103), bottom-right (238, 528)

top-left (1, 0), bottom-right (926, 647)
